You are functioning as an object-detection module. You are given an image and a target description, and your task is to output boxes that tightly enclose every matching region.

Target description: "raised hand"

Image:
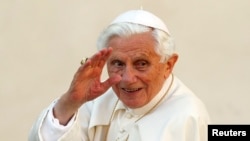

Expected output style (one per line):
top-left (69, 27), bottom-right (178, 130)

top-left (53, 47), bottom-right (121, 125)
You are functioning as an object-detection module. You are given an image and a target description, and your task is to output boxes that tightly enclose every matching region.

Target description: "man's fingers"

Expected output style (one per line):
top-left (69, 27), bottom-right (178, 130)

top-left (101, 75), bottom-right (121, 91)
top-left (99, 47), bottom-right (112, 67)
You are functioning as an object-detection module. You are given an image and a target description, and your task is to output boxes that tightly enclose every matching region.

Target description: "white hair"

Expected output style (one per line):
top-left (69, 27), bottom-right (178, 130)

top-left (96, 23), bottom-right (175, 63)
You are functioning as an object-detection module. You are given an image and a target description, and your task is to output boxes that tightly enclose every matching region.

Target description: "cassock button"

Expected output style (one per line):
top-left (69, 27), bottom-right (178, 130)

top-left (125, 113), bottom-right (133, 119)
top-left (119, 128), bottom-right (125, 133)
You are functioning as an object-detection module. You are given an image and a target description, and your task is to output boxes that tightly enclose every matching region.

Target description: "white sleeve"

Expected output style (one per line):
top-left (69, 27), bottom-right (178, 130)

top-left (40, 102), bottom-right (77, 141)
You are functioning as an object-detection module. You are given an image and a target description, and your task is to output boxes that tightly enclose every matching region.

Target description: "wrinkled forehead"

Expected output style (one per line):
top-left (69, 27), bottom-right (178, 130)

top-left (110, 10), bottom-right (170, 35)
top-left (107, 32), bottom-right (159, 57)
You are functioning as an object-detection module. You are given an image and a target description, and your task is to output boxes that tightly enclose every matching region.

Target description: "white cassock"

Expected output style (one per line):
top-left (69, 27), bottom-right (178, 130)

top-left (28, 74), bottom-right (210, 141)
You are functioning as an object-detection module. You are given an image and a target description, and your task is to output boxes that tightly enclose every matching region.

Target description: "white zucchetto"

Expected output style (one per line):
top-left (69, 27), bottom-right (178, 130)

top-left (111, 10), bottom-right (170, 35)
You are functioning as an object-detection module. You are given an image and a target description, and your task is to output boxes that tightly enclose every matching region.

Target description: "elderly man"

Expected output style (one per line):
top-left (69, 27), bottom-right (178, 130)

top-left (29, 10), bottom-right (210, 141)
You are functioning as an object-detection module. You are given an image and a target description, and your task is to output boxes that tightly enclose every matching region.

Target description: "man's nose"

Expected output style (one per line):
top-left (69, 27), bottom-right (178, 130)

top-left (121, 67), bottom-right (137, 83)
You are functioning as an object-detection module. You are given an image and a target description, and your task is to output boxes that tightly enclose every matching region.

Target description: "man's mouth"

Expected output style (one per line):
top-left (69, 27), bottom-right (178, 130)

top-left (122, 88), bottom-right (142, 93)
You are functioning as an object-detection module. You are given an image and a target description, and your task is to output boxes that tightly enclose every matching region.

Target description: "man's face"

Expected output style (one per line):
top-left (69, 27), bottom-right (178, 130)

top-left (107, 31), bottom-right (174, 108)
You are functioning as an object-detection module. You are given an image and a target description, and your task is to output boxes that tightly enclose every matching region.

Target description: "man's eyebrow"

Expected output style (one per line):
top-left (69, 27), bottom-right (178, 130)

top-left (109, 52), bottom-right (151, 60)
top-left (108, 55), bottom-right (120, 61)
top-left (133, 53), bottom-right (151, 59)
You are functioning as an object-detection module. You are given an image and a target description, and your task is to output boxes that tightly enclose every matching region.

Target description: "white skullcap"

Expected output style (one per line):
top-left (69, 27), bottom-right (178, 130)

top-left (111, 10), bottom-right (170, 35)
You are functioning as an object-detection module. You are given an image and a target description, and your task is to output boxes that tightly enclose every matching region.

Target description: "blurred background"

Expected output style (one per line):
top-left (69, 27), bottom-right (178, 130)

top-left (0, 0), bottom-right (249, 140)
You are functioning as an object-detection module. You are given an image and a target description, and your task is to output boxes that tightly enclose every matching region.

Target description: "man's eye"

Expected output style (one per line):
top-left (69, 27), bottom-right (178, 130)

top-left (112, 60), bottom-right (124, 67)
top-left (136, 60), bottom-right (149, 69)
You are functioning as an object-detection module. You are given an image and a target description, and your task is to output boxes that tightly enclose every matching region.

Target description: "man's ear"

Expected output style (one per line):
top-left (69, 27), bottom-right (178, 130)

top-left (164, 53), bottom-right (178, 77)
